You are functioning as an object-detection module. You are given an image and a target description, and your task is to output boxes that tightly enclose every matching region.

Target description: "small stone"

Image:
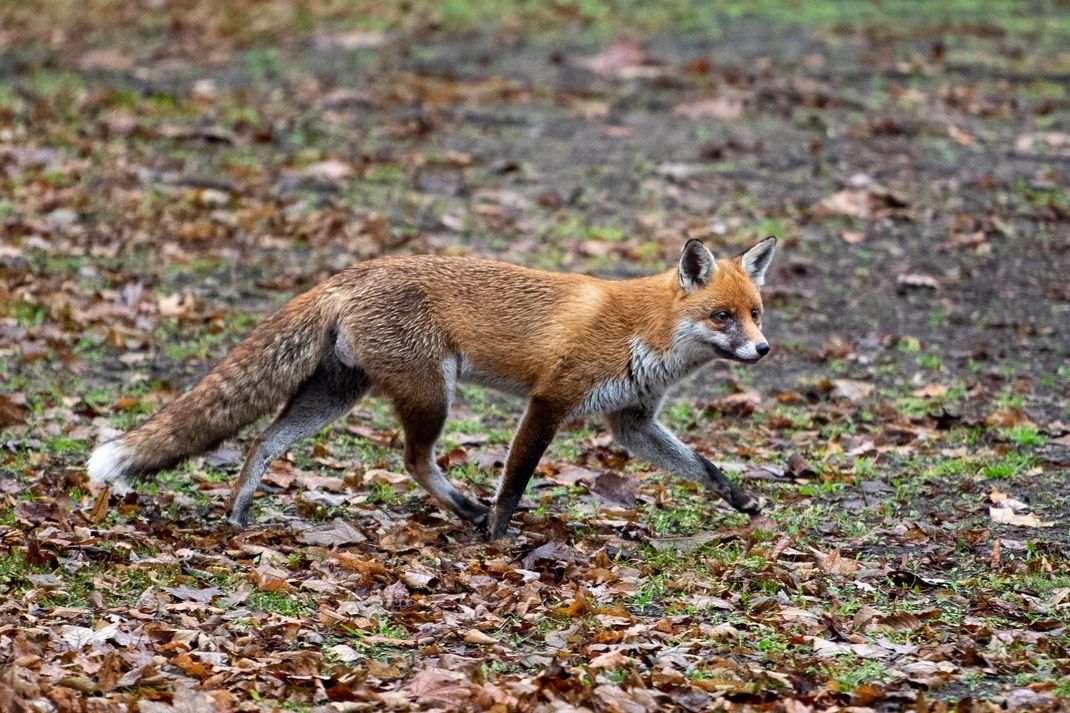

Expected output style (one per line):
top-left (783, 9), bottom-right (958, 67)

top-left (47, 208), bottom-right (78, 231)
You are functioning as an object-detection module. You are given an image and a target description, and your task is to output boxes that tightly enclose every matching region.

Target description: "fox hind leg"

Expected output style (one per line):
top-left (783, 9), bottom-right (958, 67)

top-left (389, 377), bottom-right (490, 528)
top-left (226, 352), bottom-right (369, 527)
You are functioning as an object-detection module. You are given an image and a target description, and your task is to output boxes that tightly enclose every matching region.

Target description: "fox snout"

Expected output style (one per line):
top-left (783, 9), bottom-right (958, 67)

top-left (734, 339), bottom-right (770, 362)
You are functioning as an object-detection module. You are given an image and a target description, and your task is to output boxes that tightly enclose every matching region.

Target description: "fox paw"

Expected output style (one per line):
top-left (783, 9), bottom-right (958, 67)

top-left (738, 495), bottom-right (766, 515)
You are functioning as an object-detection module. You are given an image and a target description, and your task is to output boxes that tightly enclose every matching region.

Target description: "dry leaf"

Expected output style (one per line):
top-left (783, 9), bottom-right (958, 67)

top-left (988, 507), bottom-right (1053, 528)
top-left (296, 518), bottom-right (368, 546)
top-left (463, 629), bottom-right (499, 646)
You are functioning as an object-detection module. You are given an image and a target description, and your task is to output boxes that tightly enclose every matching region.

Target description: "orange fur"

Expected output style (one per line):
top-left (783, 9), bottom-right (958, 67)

top-left (88, 238), bottom-right (776, 535)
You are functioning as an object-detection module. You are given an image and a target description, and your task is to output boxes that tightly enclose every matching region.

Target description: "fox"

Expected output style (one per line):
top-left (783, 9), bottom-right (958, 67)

top-left (87, 237), bottom-right (777, 539)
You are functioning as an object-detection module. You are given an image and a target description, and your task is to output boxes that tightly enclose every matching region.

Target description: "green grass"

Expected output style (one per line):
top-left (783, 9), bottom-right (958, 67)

top-left (981, 452), bottom-right (1036, 480)
top-left (1003, 425), bottom-right (1047, 447)
top-left (246, 590), bottom-right (317, 618)
top-left (5, 0), bottom-right (1068, 59)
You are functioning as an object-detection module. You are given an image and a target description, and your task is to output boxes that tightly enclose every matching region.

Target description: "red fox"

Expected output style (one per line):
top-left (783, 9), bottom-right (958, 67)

top-left (88, 237), bottom-right (776, 538)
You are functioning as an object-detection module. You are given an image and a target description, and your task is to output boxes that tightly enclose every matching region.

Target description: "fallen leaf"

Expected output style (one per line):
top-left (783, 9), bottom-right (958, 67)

top-left (588, 649), bottom-right (633, 669)
top-left (590, 471), bottom-right (637, 507)
top-left (295, 518), bottom-right (368, 546)
top-left (831, 379), bottom-right (874, 401)
top-left (897, 273), bottom-right (940, 290)
top-left (402, 668), bottom-right (475, 707)
top-left (523, 541), bottom-right (583, 570)
top-left (139, 685), bottom-right (221, 713)
top-left (650, 531), bottom-right (720, 553)
top-left (463, 629), bottom-right (499, 646)
top-left (162, 586), bottom-right (223, 603)
top-left (988, 506), bottom-right (1053, 528)
top-left (399, 570), bottom-right (439, 590)
top-left (673, 95), bottom-right (745, 120)
top-left (786, 453), bottom-right (817, 479)
top-left (60, 624), bottom-right (119, 651)
top-left (0, 394), bottom-right (27, 428)
top-left (577, 38), bottom-right (657, 78)
top-left (813, 548), bottom-right (862, 576)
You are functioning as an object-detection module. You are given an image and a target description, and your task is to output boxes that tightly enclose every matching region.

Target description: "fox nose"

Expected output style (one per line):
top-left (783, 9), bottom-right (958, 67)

top-left (755, 342), bottom-right (770, 357)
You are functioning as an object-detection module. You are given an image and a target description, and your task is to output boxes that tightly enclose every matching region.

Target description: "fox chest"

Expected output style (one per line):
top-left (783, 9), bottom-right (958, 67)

top-left (572, 340), bottom-right (701, 418)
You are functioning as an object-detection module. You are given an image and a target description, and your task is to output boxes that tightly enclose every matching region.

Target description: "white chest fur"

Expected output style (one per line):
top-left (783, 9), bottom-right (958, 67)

top-left (573, 326), bottom-right (710, 418)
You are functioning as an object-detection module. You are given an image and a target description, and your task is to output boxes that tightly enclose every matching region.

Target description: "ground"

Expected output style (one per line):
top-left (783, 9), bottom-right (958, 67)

top-left (1, 2), bottom-right (1069, 711)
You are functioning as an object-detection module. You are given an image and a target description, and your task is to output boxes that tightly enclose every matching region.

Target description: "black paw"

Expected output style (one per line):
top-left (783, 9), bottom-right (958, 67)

top-left (737, 495), bottom-right (765, 515)
top-left (226, 507), bottom-right (251, 529)
top-left (485, 514), bottom-right (514, 542)
top-left (455, 496), bottom-right (491, 527)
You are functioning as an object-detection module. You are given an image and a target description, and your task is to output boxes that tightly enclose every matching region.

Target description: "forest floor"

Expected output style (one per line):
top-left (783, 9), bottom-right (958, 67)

top-left (1, 1), bottom-right (1069, 711)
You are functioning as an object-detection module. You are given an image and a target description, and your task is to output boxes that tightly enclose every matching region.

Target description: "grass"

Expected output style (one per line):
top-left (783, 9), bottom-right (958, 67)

top-left (0, 2), bottom-right (1067, 707)
top-left (4, 0), bottom-right (1069, 58)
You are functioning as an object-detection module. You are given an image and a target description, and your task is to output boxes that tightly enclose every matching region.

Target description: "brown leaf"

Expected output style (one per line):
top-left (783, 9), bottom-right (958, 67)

top-left (78, 48), bottom-right (134, 71)
top-left (401, 668), bottom-right (475, 707)
top-left (985, 408), bottom-right (1034, 428)
top-left (831, 379), bottom-right (874, 402)
top-left (911, 383), bottom-right (949, 398)
top-left (436, 446), bottom-right (468, 468)
top-left (816, 188), bottom-right (871, 218)
top-left (523, 541), bottom-right (583, 570)
top-left (162, 586), bottom-right (223, 603)
top-left (546, 463), bottom-right (599, 486)
top-left (0, 394), bottom-right (27, 428)
top-left (399, 570), bottom-right (439, 591)
top-left (786, 453), bottom-right (817, 479)
top-left (171, 653), bottom-right (212, 678)
top-left (335, 553), bottom-right (393, 583)
top-left (590, 471), bottom-right (637, 507)
top-left (588, 649), bottom-right (633, 669)
top-left (295, 518), bottom-right (367, 546)
top-left (706, 390), bottom-right (762, 416)
top-left (892, 660), bottom-right (957, 686)
top-left (562, 586), bottom-right (592, 618)
top-left (86, 486), bottom-right (110, 525)
top-left (853, 605), bottom-right (882, 632)
top-left (139, 685), bottom-right (221, 713)
top-left (814, 548), bottom-right (862, 576)
top-left (577, 38), bottom-right (651, 77)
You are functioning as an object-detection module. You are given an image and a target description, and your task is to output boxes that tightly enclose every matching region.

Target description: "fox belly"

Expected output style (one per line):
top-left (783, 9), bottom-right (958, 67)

top-left (456, 356), bottom-right (531, 399)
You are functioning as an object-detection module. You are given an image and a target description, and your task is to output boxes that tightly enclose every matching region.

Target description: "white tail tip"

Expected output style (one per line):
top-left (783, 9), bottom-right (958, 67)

top-left (87, 440), bottom-right (131, 482)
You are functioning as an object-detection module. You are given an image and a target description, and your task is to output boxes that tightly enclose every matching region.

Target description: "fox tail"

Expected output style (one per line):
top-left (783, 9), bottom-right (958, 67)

top-left (87, 286), bottom-right (339, 481)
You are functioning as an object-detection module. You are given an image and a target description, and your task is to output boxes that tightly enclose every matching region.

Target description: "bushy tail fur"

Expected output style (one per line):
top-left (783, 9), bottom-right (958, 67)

top-left (88, 286), bottom-right (339, 481)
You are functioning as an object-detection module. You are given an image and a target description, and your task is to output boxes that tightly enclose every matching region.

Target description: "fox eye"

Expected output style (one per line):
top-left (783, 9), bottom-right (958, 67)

top-left (751, 308), bottom-right (761, 321)
top-left (711, 310), bottom-right (732, 322)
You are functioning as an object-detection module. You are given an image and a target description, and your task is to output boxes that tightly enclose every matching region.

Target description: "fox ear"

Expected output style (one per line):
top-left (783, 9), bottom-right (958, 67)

top-left (739, 236), bottom-right (777, 288)
top-left (678, 239), bottom-right (717, 292)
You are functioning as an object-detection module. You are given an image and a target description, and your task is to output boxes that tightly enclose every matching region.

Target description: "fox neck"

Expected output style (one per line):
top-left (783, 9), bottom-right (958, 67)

top-left (592, 271), bottom-right (720, 402)
top-left (629, 322), bottom-right (712, 388)
top-left (608, 271), bottom-right (687, 354)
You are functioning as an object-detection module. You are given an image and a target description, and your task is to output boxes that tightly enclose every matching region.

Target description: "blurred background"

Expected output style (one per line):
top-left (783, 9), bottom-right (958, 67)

top-left (2, 1), bottom-right (1068, 407)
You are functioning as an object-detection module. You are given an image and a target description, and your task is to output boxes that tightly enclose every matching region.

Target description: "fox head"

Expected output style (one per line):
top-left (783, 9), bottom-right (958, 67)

top-left (674, 236), bottom-right (777, 364)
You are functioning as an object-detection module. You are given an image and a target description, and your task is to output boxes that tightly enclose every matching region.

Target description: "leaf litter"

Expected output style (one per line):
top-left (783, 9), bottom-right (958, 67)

top-left (1, 2), bottom-right (1069, 711)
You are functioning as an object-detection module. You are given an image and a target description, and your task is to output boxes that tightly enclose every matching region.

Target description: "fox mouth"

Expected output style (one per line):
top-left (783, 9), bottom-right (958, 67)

top-left (711, 344), bottom-right (761, 364)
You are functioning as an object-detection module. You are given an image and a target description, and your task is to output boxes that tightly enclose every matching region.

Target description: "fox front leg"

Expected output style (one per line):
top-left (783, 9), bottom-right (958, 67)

top-left (488, 397), bottom-right (566, 539)
top-left (608, 402), bottom-right (763, 515)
